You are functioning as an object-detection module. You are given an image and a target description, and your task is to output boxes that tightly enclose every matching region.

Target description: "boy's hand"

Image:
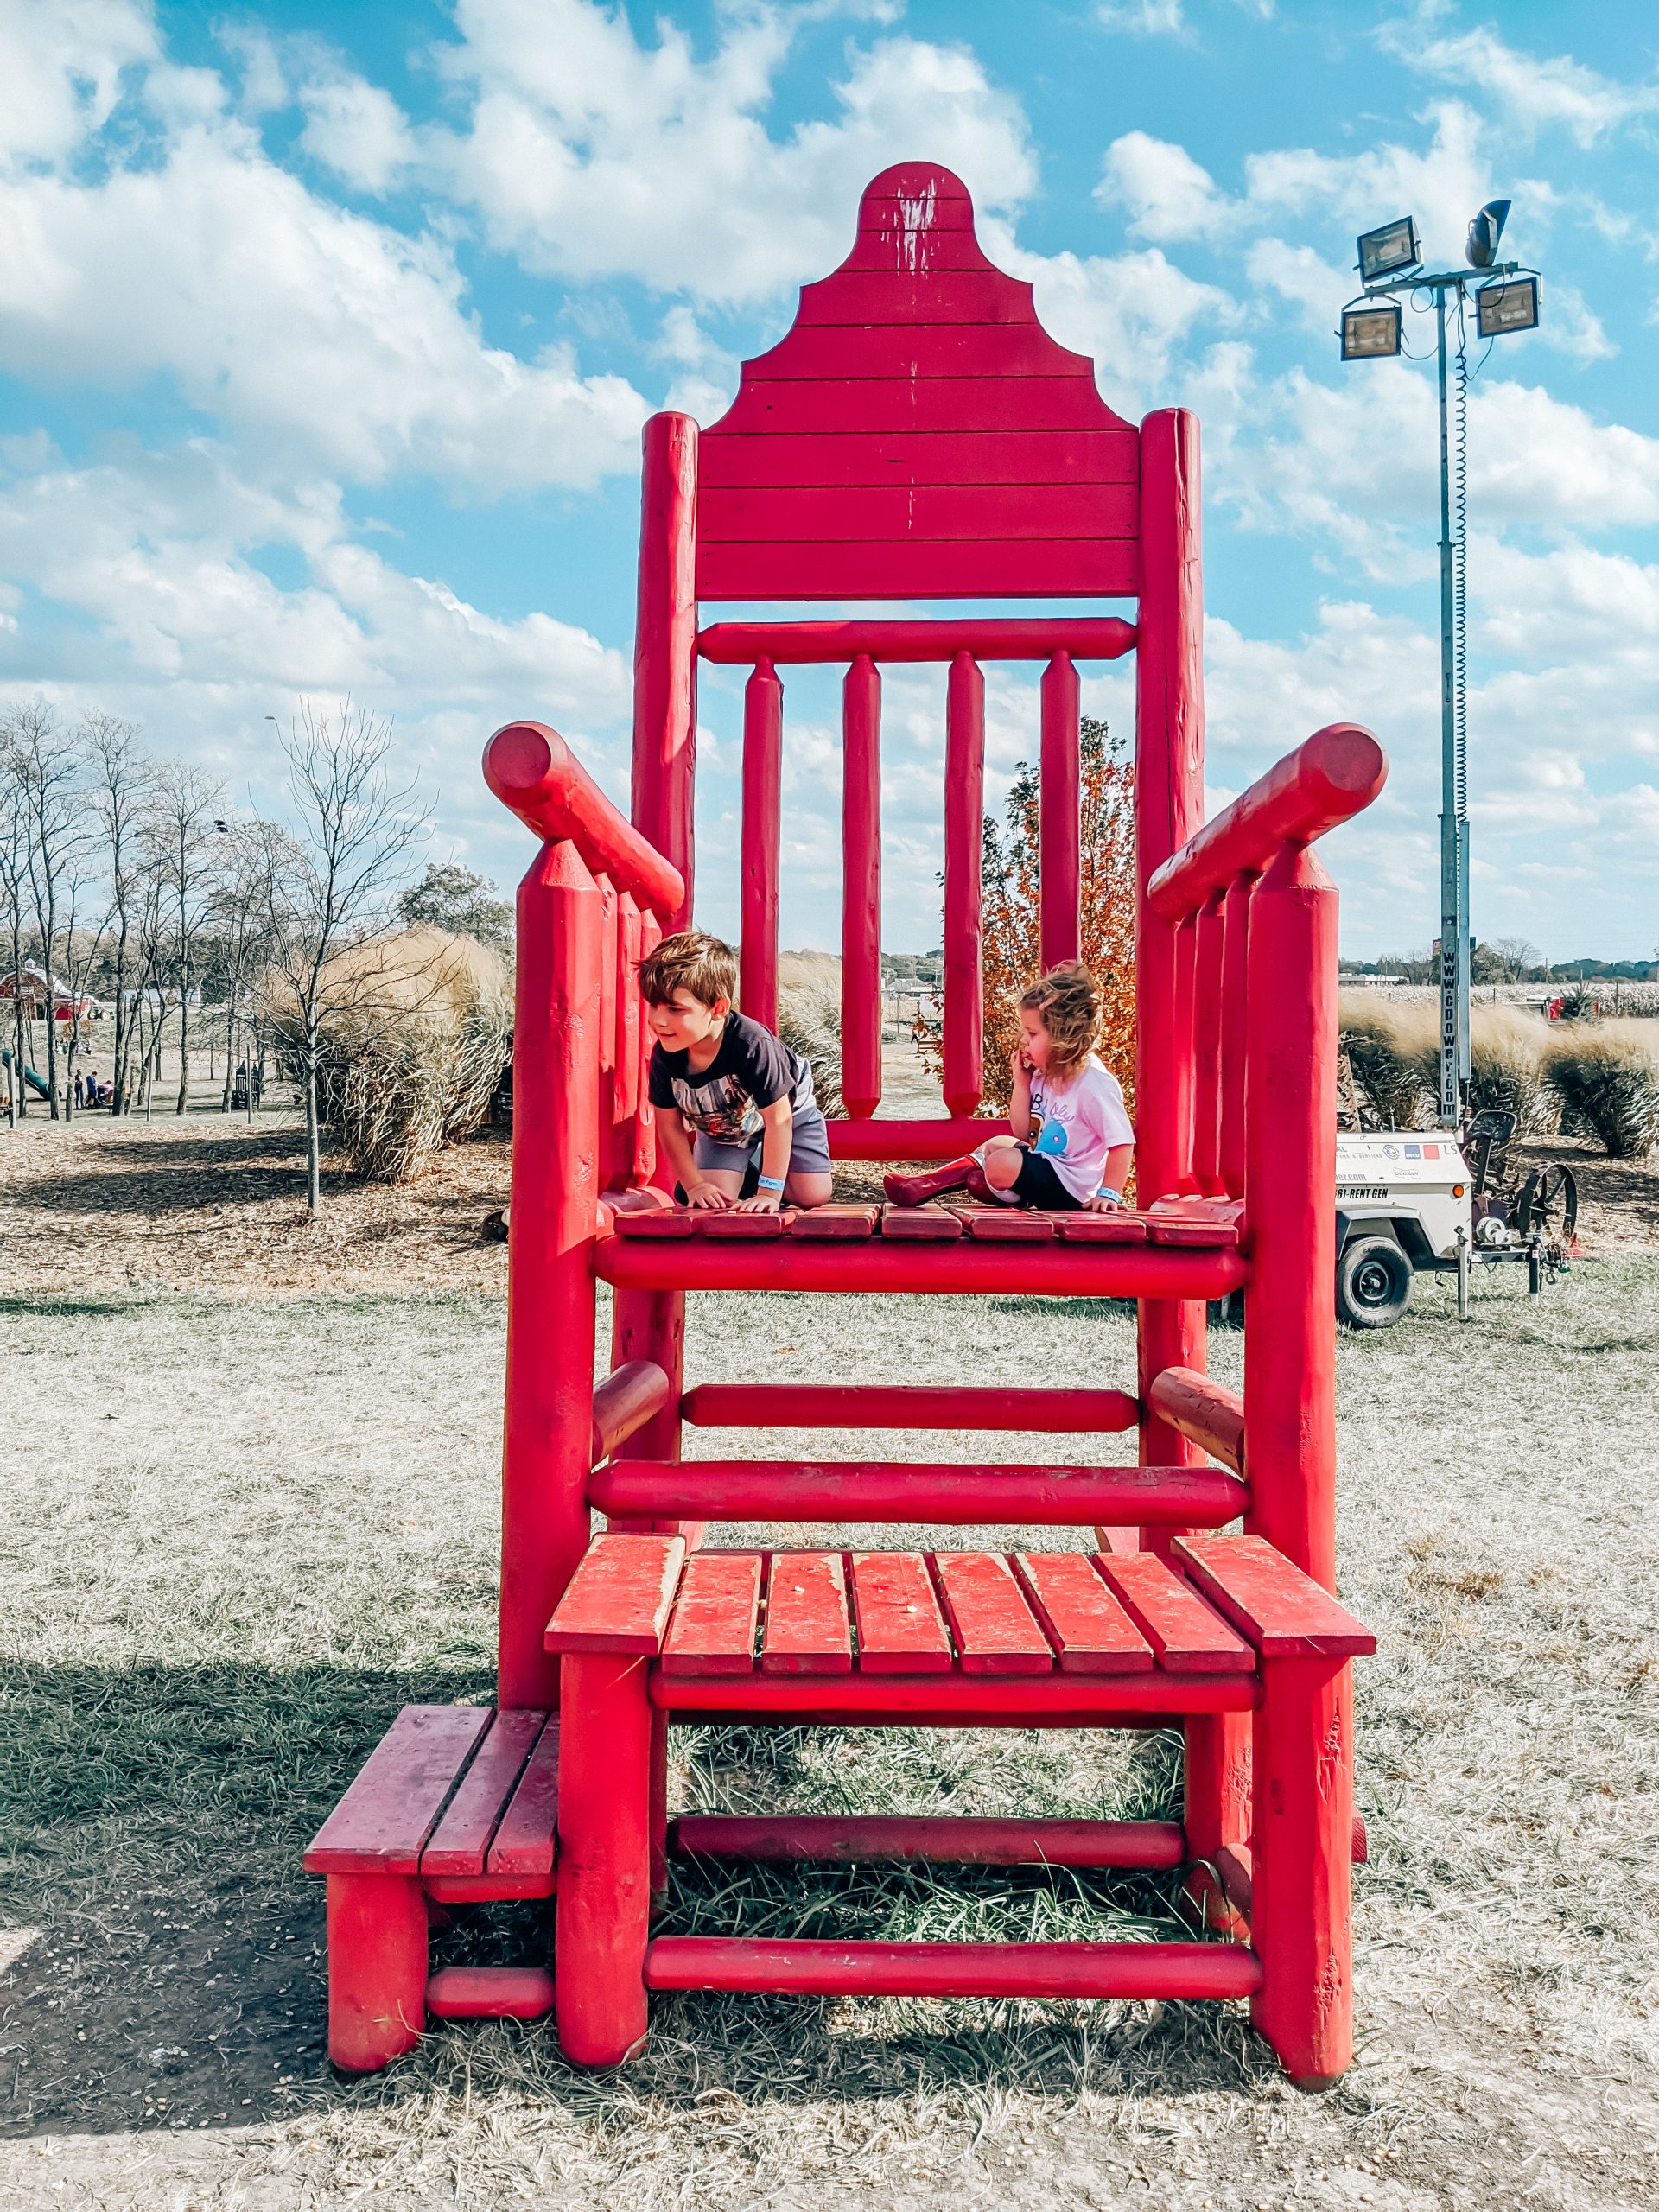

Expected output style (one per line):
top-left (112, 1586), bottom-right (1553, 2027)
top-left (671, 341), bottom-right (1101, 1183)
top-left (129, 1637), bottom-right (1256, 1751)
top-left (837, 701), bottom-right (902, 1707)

top-left (684, 1180), bottom-right (730, 1210)
top-left (733, 1191), bottom-right (781, 1213)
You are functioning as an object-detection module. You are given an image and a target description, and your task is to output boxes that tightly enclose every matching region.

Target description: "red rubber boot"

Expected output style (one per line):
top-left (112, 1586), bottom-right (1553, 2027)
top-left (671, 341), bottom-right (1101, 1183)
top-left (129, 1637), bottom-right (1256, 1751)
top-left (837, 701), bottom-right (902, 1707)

top-left (882, 1154), bottom-right (978, 1207)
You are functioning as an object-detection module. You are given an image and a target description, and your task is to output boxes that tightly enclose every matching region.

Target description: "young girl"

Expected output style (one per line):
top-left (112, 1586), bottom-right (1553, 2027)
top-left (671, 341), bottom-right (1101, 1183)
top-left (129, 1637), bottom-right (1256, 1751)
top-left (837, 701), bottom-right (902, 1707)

top-left (885, 962), bottom-right (1133, 1212)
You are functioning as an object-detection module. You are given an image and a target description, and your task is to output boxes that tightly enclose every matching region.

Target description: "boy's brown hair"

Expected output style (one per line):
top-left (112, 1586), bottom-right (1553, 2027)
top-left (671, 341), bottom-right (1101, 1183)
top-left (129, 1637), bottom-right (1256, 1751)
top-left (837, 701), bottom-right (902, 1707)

top-left (637, 929), bottom-right (739, 1011)
top-left (1019, 961), bottom-right (1099, 1083)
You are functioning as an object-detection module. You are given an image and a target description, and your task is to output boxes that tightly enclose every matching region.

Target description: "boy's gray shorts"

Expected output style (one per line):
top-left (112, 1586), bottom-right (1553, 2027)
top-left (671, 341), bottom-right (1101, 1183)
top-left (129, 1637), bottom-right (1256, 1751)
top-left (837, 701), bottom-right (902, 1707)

top-left (692, 1105), bottom-right (833, 1181)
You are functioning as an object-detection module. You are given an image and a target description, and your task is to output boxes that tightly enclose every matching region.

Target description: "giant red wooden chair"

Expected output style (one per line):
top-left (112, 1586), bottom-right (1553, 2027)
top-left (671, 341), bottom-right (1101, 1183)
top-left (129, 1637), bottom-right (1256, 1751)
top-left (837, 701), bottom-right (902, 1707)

top-left (306, 162), bottom-right (1385, 2088)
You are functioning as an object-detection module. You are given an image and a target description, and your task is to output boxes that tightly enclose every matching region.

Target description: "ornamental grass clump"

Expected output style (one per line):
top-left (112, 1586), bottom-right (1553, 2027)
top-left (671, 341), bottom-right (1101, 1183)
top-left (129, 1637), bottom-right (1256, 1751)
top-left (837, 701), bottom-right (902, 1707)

top-left (271, 926), bottom-right (512, 1183)
top-left (775, 950), bottom-right (843, 1120)
top-left (1467, 1006), bottom-right (1552, 1134)
top-left (1339, 997), bottom-right (1550, 1133)
top-left (1541, 1020), bottom-right (1659, 1159)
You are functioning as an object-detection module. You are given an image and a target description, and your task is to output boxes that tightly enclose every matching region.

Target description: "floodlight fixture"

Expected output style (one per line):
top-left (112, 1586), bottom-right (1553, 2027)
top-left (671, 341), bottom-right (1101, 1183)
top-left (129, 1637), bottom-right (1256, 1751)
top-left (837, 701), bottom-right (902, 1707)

top-left (1340, 301), bottom-right (1402, 359)
top-left (1356, 216), bottom-right (1421, 284)
top-left (1476, 273), bottom-right (1539, 338)
top-left (1465, 200), bottom-right (1511, 270)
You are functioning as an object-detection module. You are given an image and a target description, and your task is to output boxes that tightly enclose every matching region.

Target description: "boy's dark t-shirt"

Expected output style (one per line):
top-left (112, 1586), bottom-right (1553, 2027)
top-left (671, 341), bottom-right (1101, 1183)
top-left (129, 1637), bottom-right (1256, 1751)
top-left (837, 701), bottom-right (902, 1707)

top-left (647, 1013), bottom-right (816, 1145)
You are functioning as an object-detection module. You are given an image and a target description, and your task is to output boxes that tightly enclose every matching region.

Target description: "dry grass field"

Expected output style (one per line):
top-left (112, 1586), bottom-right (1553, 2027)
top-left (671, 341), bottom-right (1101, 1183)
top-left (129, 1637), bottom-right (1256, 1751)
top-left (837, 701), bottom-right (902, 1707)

top-left (2, 1109), bottom-right (1656, 2209)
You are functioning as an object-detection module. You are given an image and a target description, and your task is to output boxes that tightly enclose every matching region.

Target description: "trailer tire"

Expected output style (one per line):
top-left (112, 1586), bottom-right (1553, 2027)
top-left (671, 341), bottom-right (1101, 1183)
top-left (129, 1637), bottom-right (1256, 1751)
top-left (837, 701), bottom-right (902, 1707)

top-left (1337, 1235), bottom-right (1412, 1329)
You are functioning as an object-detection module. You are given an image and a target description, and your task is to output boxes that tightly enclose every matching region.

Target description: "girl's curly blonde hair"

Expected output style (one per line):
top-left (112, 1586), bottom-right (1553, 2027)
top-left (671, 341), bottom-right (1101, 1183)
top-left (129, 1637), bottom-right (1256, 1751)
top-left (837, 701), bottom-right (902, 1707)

top-left (1019, 961), bottom-right (1099, 1083)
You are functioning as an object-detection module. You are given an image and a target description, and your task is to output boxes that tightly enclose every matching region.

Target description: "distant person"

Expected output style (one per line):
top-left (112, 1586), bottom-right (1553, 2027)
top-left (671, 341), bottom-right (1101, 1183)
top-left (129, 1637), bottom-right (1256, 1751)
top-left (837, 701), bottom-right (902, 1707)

top-left (639, 931), bottom-right (834, 1212)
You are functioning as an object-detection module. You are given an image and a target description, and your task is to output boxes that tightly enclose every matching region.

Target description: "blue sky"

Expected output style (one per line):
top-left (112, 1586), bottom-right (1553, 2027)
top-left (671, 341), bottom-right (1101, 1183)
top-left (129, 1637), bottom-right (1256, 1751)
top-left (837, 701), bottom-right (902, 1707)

top-left (2, 1), bottom-right (1656, 961)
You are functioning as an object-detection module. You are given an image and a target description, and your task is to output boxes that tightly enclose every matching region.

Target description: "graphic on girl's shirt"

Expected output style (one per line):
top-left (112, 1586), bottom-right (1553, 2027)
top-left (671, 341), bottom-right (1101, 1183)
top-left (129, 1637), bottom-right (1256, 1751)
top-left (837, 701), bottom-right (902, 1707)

top-left (1033, 1116), bottom-right (1070, 1157)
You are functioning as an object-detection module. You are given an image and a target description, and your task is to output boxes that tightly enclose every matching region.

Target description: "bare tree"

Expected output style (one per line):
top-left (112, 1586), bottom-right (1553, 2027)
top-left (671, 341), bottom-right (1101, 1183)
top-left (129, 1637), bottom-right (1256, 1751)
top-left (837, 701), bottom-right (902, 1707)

top-left (0, 768), bottom-right (28, 1125)
top-left (84, 715), bottom-right (153, 1115)
top-left (265, 702), bottom-right (428, 1212)
top-left (3, 701), bottom-right (89, 1119)
top-left (209, 817), bottom-right (292, 1112)
top-left (148, 761), bottom-right (225, 1114)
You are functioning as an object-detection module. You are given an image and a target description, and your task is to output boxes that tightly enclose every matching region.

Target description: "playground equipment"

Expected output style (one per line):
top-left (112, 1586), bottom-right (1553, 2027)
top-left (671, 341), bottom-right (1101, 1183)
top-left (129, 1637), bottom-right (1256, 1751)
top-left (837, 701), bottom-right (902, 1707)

top-left (1, 1046), bottom-right (51, 1102)
top-left (306, 163), bottom-right (1383, 2088)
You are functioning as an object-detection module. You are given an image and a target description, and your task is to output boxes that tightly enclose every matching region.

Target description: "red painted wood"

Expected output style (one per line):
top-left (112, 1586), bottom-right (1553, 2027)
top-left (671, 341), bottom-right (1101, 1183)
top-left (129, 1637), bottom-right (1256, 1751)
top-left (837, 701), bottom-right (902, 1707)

top-left (498, 838), bottom-right (602, 1708)
top-left (426, 1966), bottom-right (556, 2021)
top-left (789, 272), bottom-right (1070, 327)
top-left (1219, 871), bottom-right (1255, 1199)
top-left (484, 725), bottom-right (683, 921)
top-left (590, 1360), bottom-right (675, 1465)
top-left (709, 378), bottom-right (1128, 439)
top-left (1250, 1655), bottom-right (1355, 2085)
top-left (594, 1459), bottom-right (1243, 1529)
top-left (1040, 652), bottom-right (1082, 968)
top-left (1146, 1366), bottom-right (1244, 1474)
top-left (698, 618), bottom-right (1135, 665)
top-left (698, 539), bottom-right (1139, 602)
top-left (611, 1207), bottom-right (698, 1238)
top-left (632, 411), bottom-right (698, 931)
top-left (842, 653), bottom-right (881, 1116)
top-left (1245, 843), bottom-right (1339, 1590)
top-left (1173, 1536), bottom-right (1376, 1658)
top-left (698, 1208), bottom-right (794, 1239)
top-left (1149, 726), bottom-right (1389, 922)
top-left (825, 1116), bottom-right (1009, 1160)
top-left (324, 1871), bottom-right (428, 2070)
top-left (1184, 1707), bottom-right (1253, 1931)
top-left (740, 659), bottom-right (782, 1030)
top-left (679, 1382), bottom-right (1139, 1432)
top-left (632, 907), bottom-right (661, 1188)
top-left (651, 1671), bottom-right (1256, 1723)
top-left (944, 650), bottom-right (984, 1116)
top-left (556, 1653), bottom-right (652, 2065)
top-left (421, 1709), bottom-right (549, 1877)
top-left (1134, 407), bottom-right (1208, 1478)
top-left (697, 429), bottom-right (1139, 488)
top-left (422, 1871), bottom-right (556, 1903)
top-left (849, 1551), bottom-right (952, 1673)
top-left (933, 1552), bottom-right (1052, 1674)
top-left (1053, 1211), bottom-right (1150, 1242)
top-left (615, 893), bottom-right (642, 1118)
top-left (702, 483), bottom-right (1137, 543)
top-left (645, 1936), bottom-right (1261, 2002)
top-left (1170, 912), bottom-right (1198, 1198)
top-left (544, 1534), bottom-right (686, 1655)
top-left (761, 1552), bottom-right (852, 1675)
top-left (596, 1236), bottom-right (1247, 1300)
top-left (1094, 1554), bottom-right (1252, 1673)
top-left (879, 1205), bottom-right (963, 1240)
top-left (671, 1813), bottom-right (1185, 1868)
top-left (785, 1203), bottom-right (880, 1239)
top-left (660, 1551), bottom-right (763, 1676)
top-left (1193, 888), bottom-right (1225, 1195)
top-left (610, 1278), bottom-right (684, 1470)
top-left (1013, 1552), bottom-right (1154, 1674)
top-left (1145, 1198), bottom-right (1242, 1248)
top-left (952, 1207), bottom-right (1052, 1240)
top-left (740, 322), bottom-right (1097, 383)
top-left (304, 1705), bottom-right (493, 1876)
top-left (486, 1719), bottom-right (563, 1877)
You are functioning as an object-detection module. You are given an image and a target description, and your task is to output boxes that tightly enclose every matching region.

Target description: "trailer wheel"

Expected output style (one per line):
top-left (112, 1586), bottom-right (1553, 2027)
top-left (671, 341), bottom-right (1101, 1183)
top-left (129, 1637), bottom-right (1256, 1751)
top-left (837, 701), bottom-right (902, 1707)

top-left (1337, 1236), bottom-right (1412, 1328)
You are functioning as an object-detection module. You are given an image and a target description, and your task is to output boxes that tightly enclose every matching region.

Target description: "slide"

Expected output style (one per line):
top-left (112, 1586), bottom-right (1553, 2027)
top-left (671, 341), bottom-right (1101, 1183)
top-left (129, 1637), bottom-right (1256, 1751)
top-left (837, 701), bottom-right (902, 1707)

top-left (2, 1046), bottom-right (52, 1101)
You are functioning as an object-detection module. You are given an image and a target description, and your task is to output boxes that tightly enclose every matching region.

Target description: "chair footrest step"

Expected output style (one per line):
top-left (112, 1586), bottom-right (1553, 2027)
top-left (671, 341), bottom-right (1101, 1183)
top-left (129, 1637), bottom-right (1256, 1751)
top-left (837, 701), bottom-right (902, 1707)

top-left (671, 1813), bottom-right (1186, 1868)
top-left (426, 1966), bottom-right (556, 2020)
top-left (643, 1936), bottom-right (1262, 2001)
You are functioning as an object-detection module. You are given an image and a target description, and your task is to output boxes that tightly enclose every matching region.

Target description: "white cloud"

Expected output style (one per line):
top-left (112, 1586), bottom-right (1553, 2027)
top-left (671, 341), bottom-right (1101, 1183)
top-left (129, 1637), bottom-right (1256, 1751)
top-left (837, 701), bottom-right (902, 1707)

top-left (432, 7), bottom-right (1037, 305)
top-left (1096, 131), bottom-right (1227, 241)
top-left (0, 122), bottom-right (648, 490)
top-left (298, 71), bottom-right (418, 194)
top-left (1378, 16), bottom-right (1659, 147)
top-left (0, 0), bottom-right (156, 171)
top-left (1096, 2), bottom-right (1193, 41)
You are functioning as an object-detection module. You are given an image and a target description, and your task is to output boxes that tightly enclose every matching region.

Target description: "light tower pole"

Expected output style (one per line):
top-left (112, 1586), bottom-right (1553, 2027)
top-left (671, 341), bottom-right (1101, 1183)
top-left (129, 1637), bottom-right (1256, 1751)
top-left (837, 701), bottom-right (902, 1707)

top-left (1338, 206), bottom-right (1541, 1128)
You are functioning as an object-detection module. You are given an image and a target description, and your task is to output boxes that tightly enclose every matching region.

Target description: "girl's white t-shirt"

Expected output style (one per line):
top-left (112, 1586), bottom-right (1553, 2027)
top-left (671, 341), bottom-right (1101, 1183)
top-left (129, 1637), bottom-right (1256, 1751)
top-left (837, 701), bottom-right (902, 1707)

top-left (1028, 1055), bottom-right (1135, 1201)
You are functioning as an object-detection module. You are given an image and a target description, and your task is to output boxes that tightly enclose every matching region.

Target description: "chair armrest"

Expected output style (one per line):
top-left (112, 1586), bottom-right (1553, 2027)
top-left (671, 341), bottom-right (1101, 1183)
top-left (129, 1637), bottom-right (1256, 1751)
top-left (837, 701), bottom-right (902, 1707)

top-left (1172, 1535), bottom-right (1375, 1658)
top-left (545, 1533), bottom-right (686, 1655)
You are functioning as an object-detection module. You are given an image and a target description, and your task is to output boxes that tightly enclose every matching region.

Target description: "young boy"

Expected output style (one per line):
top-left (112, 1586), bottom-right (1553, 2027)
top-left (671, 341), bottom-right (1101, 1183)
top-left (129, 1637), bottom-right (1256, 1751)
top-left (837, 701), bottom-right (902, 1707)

top-left (640, 931), bottom-right (834, 1213)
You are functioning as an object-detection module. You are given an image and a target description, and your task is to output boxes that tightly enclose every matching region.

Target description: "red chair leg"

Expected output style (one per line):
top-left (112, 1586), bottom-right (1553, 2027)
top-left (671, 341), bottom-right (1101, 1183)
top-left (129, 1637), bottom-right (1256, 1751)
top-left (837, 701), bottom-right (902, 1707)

top-left (649, 1704), bottom-right (670, 1906)
top-left (1249, 1656), bottom-right (1354, 2087)
top-left (556, 1652), bottom-right (652, 2064)
top-left (1183, 1710), bottom-right (1251, 1935)
top-left (325, 1872), bottom-right (428, 2071)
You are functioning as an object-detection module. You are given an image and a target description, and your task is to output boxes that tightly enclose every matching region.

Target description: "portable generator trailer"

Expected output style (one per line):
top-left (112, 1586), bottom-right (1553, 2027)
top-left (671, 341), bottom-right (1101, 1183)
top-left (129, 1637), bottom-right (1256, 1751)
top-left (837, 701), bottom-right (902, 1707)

top-left (1332, 1110), bottom-right (1577, 1327)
